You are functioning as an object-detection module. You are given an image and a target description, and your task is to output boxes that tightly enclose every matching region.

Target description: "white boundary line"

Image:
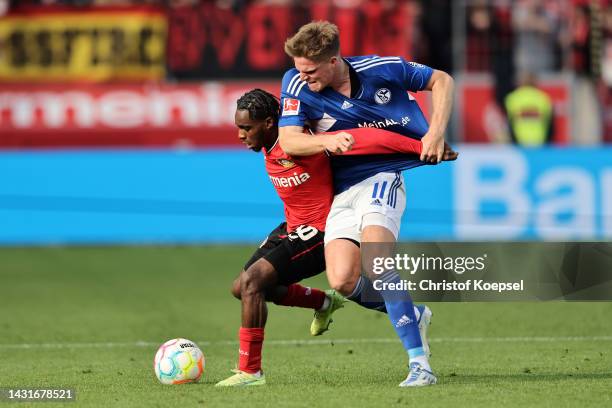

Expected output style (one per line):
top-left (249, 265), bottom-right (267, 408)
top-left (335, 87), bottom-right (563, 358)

top-left (1, 336), bottom-right (612, 350)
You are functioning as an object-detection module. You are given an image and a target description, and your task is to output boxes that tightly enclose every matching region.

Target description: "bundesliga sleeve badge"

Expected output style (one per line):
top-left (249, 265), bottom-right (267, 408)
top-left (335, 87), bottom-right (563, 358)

top-left (282, 98), bottom-right (300, 116)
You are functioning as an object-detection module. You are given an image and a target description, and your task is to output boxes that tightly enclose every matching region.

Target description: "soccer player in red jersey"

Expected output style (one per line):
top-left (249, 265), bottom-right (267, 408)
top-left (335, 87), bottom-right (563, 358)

top-left (216, 89), bottom-right (456, 387)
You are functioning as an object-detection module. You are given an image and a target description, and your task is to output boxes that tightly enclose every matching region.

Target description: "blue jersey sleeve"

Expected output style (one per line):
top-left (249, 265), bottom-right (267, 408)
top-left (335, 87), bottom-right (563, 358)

top-left (395, 59), bottom-right (434, 92)
top-left (279, 69), bottom-right (309, 128)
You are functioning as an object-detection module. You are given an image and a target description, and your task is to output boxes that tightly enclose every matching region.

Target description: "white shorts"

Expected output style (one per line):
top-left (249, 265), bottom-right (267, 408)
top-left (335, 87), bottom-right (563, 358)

top-left (324, 172), bottom-right (406, 244)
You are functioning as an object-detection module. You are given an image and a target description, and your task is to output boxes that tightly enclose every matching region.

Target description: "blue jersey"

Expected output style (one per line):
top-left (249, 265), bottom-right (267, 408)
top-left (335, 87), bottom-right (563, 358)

top-left (279, 55), bottom-right (433, 193)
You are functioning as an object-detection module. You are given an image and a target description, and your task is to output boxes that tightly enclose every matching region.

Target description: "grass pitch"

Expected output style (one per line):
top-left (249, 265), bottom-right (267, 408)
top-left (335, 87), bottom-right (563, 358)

top-left (1, 246), bottom-right (611, 407)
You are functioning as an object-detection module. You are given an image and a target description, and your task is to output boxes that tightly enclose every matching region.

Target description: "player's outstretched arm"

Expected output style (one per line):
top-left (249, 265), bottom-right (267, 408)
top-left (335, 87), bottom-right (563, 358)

top-left (326, 128), bottom-right (422, 156)
top-left (279, 126), bottom-right (354, 156)
top-left (422, 69), bottom-right (454, 164)
top-left (326, 128), bottom-right (458, 162)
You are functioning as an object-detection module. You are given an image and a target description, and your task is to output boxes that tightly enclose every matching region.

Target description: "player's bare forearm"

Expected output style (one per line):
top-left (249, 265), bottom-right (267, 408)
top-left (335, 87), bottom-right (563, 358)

top-left (426, 70), bottom-right (454, 138)
top-left (278, 126), bottom-right (326, 156)
top-left (279, 126), bottom-right (354, 156)
top-left (423, 70), bottom-right (454, 162)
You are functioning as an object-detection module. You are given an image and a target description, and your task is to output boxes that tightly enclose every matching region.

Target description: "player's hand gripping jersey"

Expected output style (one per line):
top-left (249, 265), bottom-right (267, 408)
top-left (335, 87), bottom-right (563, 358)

top-left (279, 56), bottom-right (433, 193)
top-left (264, 127), bottom-right (423, 232)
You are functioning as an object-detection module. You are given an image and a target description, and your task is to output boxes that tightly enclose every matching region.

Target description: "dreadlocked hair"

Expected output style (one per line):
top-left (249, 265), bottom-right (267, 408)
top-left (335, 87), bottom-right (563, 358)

top-left (236, 89), bottom-right (280, 126)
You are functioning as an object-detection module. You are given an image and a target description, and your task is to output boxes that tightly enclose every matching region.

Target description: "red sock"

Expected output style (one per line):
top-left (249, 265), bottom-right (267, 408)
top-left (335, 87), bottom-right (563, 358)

top-left (238, 327), bottom-right (264, 374)
top-left (274, 284), bottom-right (326, 310)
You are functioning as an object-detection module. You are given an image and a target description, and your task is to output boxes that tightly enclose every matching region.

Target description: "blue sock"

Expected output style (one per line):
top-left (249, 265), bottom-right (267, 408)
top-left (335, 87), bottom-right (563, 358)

top-left (347, 276), bottom-right (387, 313)
top-left (376, 271), bottom-right (424, 359)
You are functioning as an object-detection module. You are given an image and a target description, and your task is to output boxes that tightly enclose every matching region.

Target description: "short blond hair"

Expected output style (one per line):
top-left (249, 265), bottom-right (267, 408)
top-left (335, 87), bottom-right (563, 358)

top-left (284, 21), bottom-right (340, 62)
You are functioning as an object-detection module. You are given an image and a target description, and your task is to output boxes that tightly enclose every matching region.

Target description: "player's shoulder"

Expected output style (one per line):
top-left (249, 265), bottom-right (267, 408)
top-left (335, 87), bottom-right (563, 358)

top-left (346, 55), bottom-right (405, 75)
top-left (281, 68), bottom-right (306, 96)
top-left (404, 61), bottom-right (430, 71)
top-left (345, 55), bottom-right (386, 65)
top-left (263, 138), bottom-right (284, 159)
top-left (282, 68), bottom-right (299, 85)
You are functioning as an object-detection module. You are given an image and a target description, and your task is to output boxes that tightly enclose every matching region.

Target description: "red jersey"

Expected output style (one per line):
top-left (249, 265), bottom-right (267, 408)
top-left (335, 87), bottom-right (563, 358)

top-left (263, 128), bottom-right (423, 233)
top-left (264, 140), bottom-right (332, 232)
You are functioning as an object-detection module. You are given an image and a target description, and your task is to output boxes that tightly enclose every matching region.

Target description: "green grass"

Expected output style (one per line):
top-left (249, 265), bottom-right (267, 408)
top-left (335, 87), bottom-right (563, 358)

top-left (1, 246), bottom-right (611, 407)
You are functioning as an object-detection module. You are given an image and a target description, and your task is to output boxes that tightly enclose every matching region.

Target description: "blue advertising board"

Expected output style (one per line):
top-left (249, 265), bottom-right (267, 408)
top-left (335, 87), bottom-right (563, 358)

top-left (0, 146), bottom-right (610, 245)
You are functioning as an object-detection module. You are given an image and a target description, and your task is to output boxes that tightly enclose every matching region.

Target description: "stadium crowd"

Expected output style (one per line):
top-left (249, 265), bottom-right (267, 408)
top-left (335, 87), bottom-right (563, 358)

top-left (1, 0), bottom-right (609, 143)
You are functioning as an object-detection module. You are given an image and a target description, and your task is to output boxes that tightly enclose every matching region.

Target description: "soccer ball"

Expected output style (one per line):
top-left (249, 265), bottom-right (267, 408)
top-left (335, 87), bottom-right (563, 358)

top-left (154, 338), bottom-right (205, 385)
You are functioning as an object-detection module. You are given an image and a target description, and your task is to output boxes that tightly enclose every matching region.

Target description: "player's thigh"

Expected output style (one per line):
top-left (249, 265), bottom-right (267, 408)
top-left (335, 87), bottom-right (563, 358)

top-left (240, 257), bottom-right (281, 296)
top-left (239, 222), bottom-right (287, 294)
top-left (323, 190), bottom-right (361, 295)
top-left (324, 239), bottom-right (361, 295)
top-left (361, 223), bottom-right (397, 243)
top-left (357, 172), bottom-right (407, 241)
top-left (324, 189), bottom-right (360, 245)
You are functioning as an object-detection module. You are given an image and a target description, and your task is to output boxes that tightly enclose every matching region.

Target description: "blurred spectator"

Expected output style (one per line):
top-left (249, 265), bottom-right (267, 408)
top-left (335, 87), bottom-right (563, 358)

top-left (491, 3), bottom-right (515, 110)
top-left (417, 0), bottom-right (452, 73)
top-left (604, 3), bottom-right (612, 85)
top-left (330, 0), bottom-right (365, 7)
top-left (513, 0), bottom-right (562, 74)
top-left (215, 0), bottom-right (248, 10)
top-left (93, 0), bottom-right (137, 4)
top-left (168, 0), bottom-right (198, 6)
top-left (39, 0), bottom-right (93, 4)
top-left (466, 1), bottom-right (515, 110)
top-left (571, 4), bottom-right (592, 75)
top-left (8, 0), bottom-right (159, 5)
top-left (601, 2), bottom-right (612, 141)
top-left (0, 0), bottom-right (10, 16)
top-left (466, 0), bottom-right (495, 72)
top-left (571, 4), bottom-right (603, 144)
top-left (504, 71), bottom-right (554, 146)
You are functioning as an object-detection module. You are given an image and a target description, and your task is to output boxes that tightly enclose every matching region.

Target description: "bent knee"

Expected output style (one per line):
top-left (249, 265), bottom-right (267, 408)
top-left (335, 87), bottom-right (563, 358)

top-left (231, 277), bottom-right (241, 300)
top-left (325, 239), bottom-right (360, 296)
top-left (325, 257), bottom-right (360, 297)
top-left (328, 274), bottom-right (358, 296)
top-left (240, 267), bottom-right (267, 296)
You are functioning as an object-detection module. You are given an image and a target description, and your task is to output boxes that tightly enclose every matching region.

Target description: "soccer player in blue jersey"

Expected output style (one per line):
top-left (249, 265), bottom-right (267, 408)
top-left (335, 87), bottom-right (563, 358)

top-left (278, 21), bottom-right (455, 387)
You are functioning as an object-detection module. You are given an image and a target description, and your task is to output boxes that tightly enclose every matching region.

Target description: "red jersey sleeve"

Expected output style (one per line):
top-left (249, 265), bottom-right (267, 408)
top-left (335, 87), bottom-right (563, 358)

top-left (324, 128), bottom-right (422, 156)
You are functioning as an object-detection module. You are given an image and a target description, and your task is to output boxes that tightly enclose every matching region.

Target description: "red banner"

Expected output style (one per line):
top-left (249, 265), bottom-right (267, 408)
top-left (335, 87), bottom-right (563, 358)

top-left (0, 83), bottom-right (431, 149)
top-left (0, 83), bottom-right (280, 148)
